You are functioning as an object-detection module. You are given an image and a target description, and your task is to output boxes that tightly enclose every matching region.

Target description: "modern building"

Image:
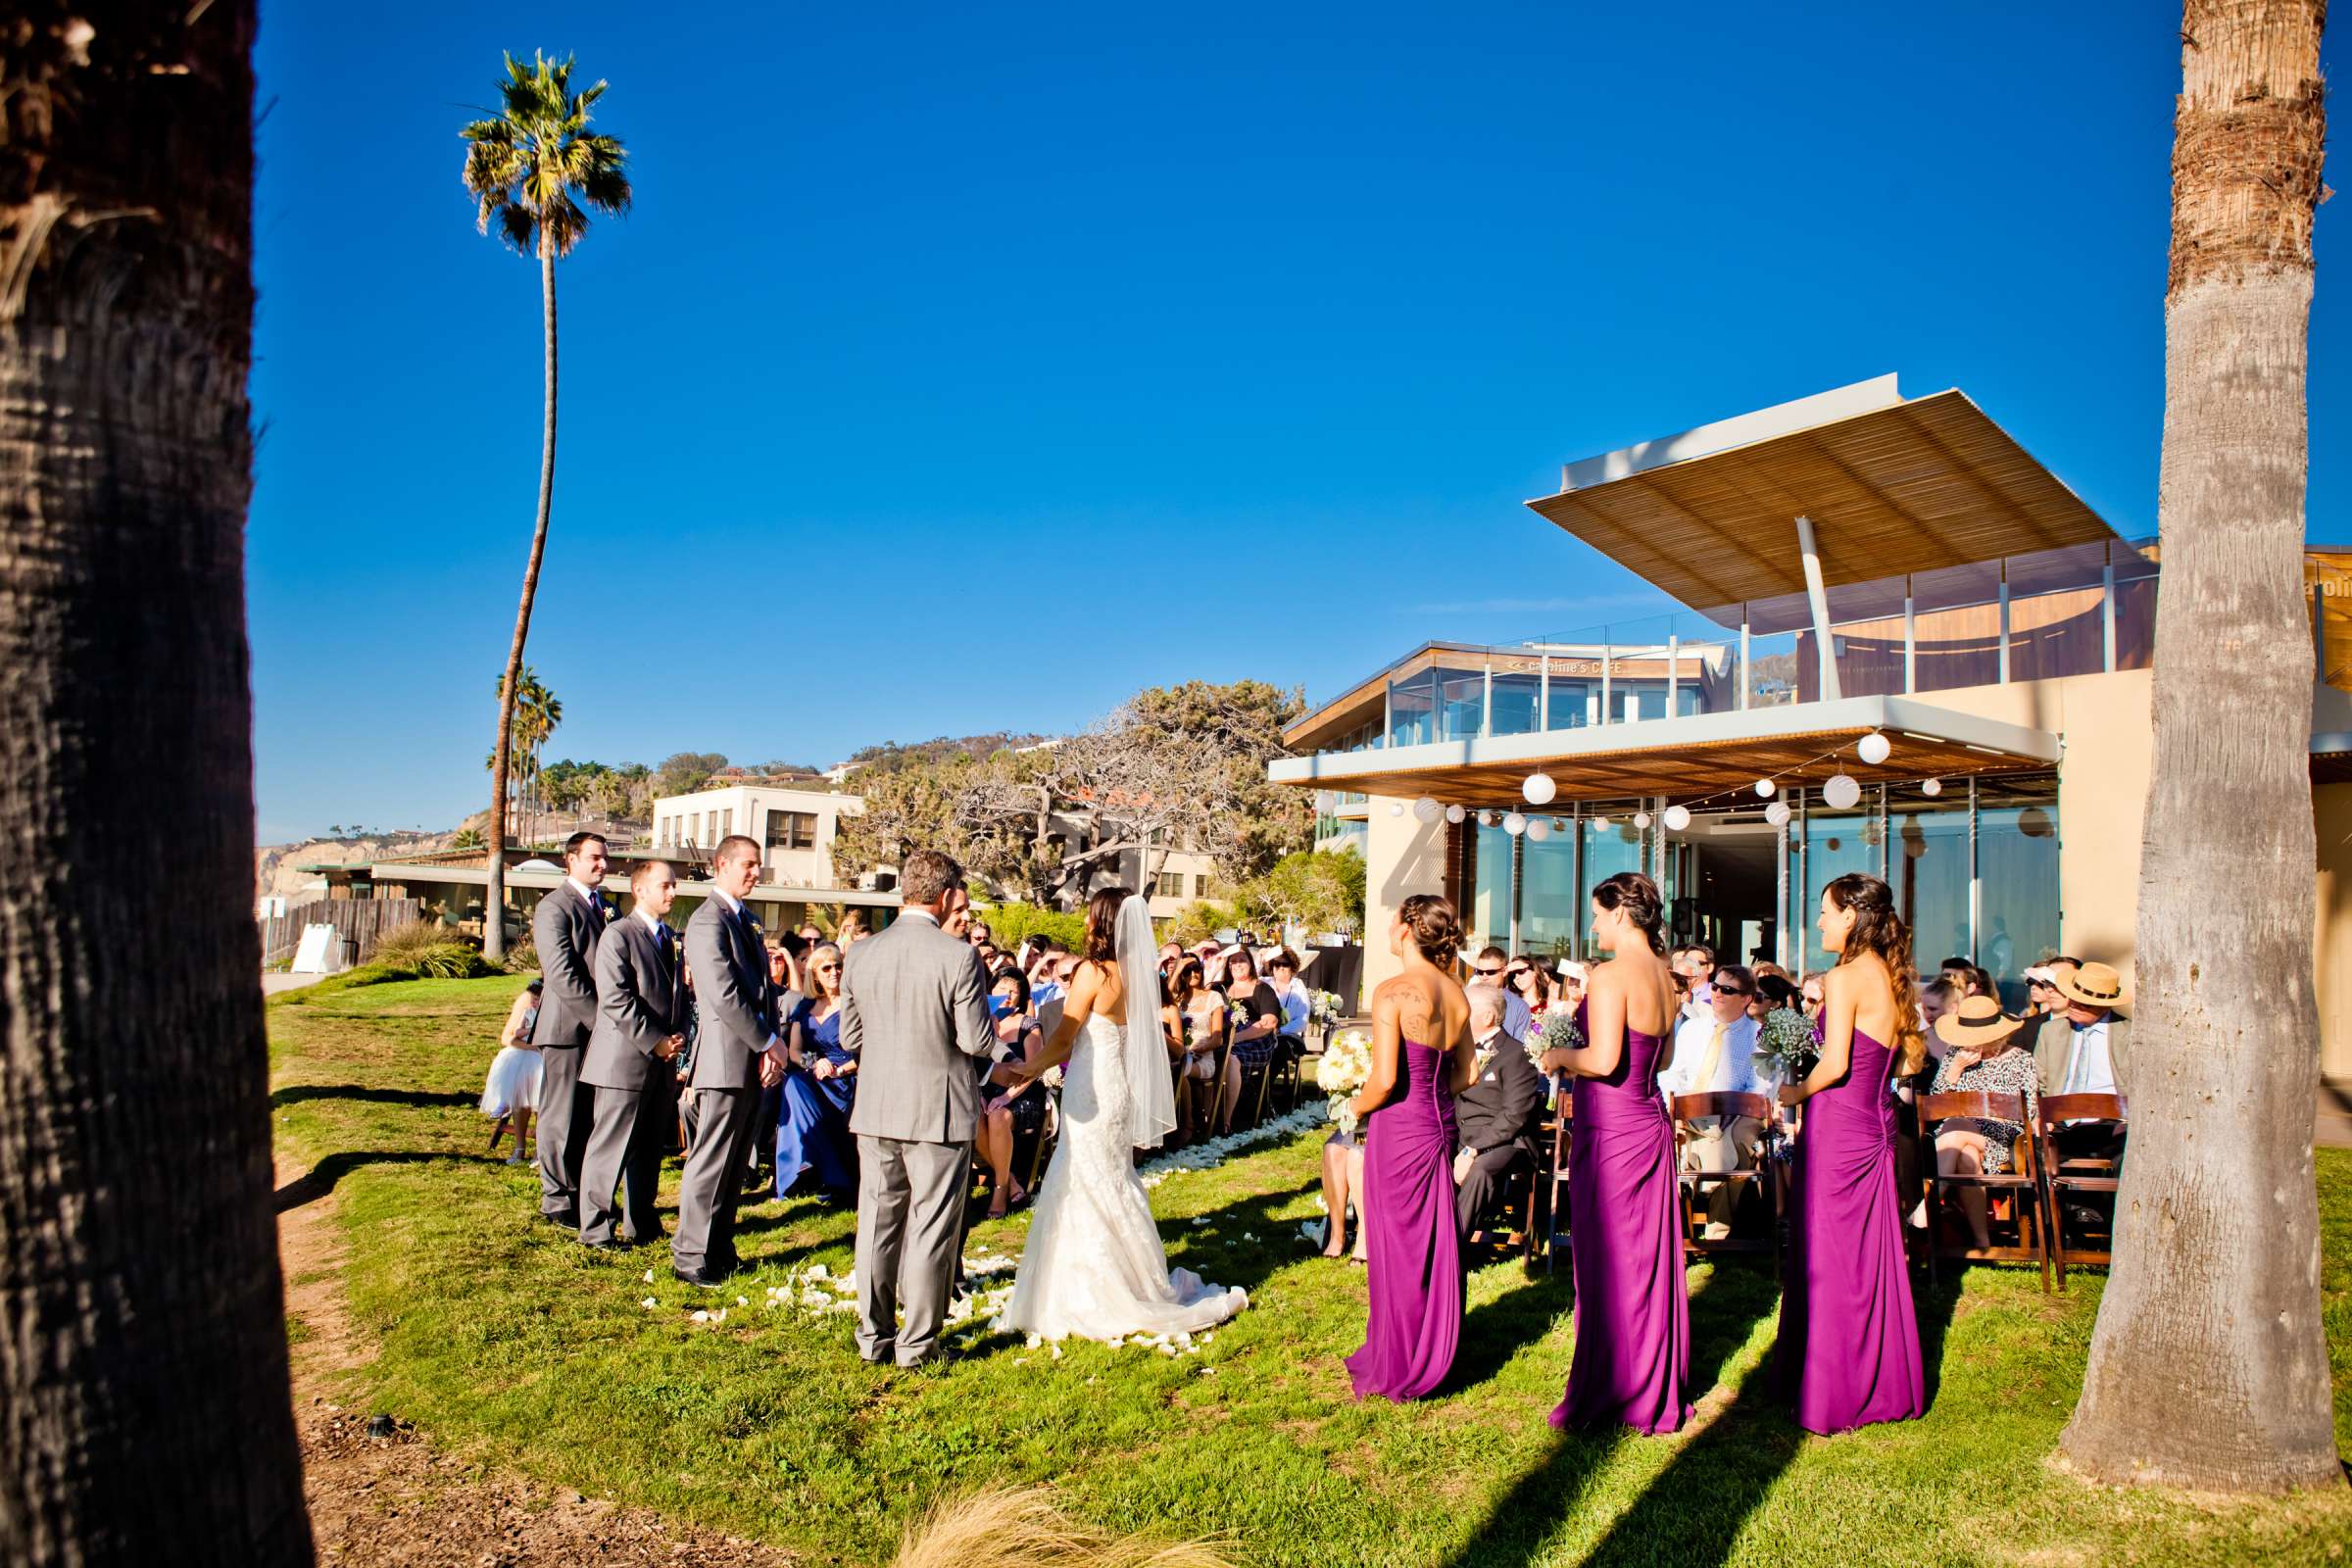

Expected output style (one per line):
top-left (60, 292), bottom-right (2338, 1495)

top-left (1267, 374), bottom-right (2352, 1079)
top-left (649, 779), bottom-right (863, 889)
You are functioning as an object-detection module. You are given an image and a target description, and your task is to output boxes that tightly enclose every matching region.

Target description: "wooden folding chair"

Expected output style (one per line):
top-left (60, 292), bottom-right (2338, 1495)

top-left (1541, 1091), bottom-right (1575, 1273)
top-left (2034, 1092), bottom-right (2127, 1291)
top-left (1667, 1091), bottom-right (1779, 1268)
top-left (1917, 1090), bottom-right (2048, 1291)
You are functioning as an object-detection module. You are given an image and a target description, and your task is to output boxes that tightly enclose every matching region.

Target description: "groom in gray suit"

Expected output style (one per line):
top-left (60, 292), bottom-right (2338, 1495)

top-left (673, 835), bottom-right (785, 1286)
top-left (843, 847), bottom-right (999, 1366)
top-left (578, 859), bottom-right (687, 1250)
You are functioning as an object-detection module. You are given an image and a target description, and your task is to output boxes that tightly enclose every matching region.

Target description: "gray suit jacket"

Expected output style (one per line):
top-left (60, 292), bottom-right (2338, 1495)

top-left (2034, 1011), bottom-right (2132, 1098)
top-left (841, 912), bottom-right (997, 1144)
top-left (582, 915), bottom-right (687, 1092)
top-left (530, 883), bottom-right (610, 1050)
top-left (683, 895), bottom-right (774, 1091)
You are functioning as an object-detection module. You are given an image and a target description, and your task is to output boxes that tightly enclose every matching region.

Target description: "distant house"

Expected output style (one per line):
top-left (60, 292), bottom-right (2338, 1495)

top-left (649, 778), bottom-right (863, 890)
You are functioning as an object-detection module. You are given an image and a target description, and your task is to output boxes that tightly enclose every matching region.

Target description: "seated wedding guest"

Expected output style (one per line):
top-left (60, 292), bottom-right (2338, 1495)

top-left (1158, 938), bottom-right (1184, 974)
top-left (1318, 1128), bottom-right (1371, 1260)
top-left (1939, 958), bottom-right (1994, 1000)
top-left (775, 942), bottom-right (858, 1202)
top-left (1470, 946), bottom-right (1534, 1038)
top-left (796, 922), bottom-right (824, 946)
top-left (976, 966), bottom-right (1047, 1216)
top-left (482, 979), bottom-right (545, 1163)
top-left (1661, 963), bottom-right (1769, 1240)
top-left (1918, 975), bottom-right (1959, 1034)
top-left (1268, 948), bottom-right (1312, 1062)
top-left (1924, 996), bottom-right (2039, 1249)
top-left (1218, 948), bottom-right (1285, 1133)
top-left (1166, 956), bottom-right (1227, 1139)
top-left (968, 919), bottom-right (995, 952)
top-left (1748, 971), bottom-right (1797, 1022)
top-left (1507, 957), bottom-right (1555, 1023)
top-left (1202, 945), bottom-right (1232, 987)
top-left (1672, 944), bottom-right (1716, 1020)
top-left (1453, 984), bottom-right (1544, 1233)
top-left (1557, 960), bottom-right (1588, 1011)
top-left (2033, 959), bottom-right (2130, 1170)
top-left (1798, 970), bottom-right (1827, 1019)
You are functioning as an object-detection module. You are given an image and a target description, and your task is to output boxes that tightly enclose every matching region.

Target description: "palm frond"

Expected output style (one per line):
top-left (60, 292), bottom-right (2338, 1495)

top-left (459, 49), bottom-right (630, 258)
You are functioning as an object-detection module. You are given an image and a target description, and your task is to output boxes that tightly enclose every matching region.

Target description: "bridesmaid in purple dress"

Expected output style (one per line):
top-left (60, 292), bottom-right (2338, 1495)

top-left (1776, 871), bottom-right (1928, 1434)
top-left (1539, 871), bottom-right (1691, 1435)
top-left (1345, 893), bottom-right (1478, 1401)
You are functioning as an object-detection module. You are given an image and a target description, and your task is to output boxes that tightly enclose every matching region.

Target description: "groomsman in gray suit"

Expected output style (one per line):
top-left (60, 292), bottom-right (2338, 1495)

top-left (843, 847), bottom-right (1000, 1367)
top-left (531, 831), bottom-right (611, 1223)
top-left (578, 860), bottom-right (687, 1250)
top-left (673, 835), bottom-right (784, 1286)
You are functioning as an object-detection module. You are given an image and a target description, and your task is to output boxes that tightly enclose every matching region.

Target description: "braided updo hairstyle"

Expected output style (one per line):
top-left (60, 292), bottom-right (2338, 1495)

top-left (1824, 872), bottom-right (1925, 1076)
top-left (1591, 871), bottom-right (1667, 956)
top-left (1397, 893), bottom-right (1464, 968)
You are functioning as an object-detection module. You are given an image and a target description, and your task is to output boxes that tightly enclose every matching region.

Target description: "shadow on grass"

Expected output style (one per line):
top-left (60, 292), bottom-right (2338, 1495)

top-left (270, 1082), bottom-right (476, 1111)
top-left (274, 1150), bottom-right (455, 1211)
top-left (1577, 1373), bottom-right (1802, 1567)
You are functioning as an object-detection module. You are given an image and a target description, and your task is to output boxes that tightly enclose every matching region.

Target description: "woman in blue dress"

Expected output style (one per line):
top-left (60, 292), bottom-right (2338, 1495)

top-left (775, 941), bottom-right (858, 1201)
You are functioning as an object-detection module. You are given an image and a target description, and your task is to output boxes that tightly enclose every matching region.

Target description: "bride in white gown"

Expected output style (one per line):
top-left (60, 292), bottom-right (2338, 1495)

top-left (995, 888), bottom-right (1248, 1342)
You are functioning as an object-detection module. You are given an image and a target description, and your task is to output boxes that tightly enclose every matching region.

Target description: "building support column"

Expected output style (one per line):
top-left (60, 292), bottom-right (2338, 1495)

top-left (1539, 653), bottom-right (1551, 730)
top-left (1902, 585), bottom-right (1917, 694)
top-left (1795, 514), bottom-right (1841, 702)
top-left (1738, 613), bottom-right (1751, 710)
top-left (1997, 568), bottom-right (2012, 684)
top-left (2103, 561), bottom-right (2120, 674)
top-left (1968, 774), bottom-right (1982, 963)
top-left (1599, 634), bottom-right (1613, 727)
top-left (2315, 578), bottom-right (2329, 684)
top-left (1666, 632), bottom-right (1680, 716)
top-left (1481, 660), bottom-right (1494, 738)
top-left (1775, 811), bottom-right (1790, 969)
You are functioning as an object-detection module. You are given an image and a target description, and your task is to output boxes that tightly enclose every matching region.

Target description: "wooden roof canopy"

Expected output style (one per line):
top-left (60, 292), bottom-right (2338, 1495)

top-left (1525, 376), bottom-right (2122, 612)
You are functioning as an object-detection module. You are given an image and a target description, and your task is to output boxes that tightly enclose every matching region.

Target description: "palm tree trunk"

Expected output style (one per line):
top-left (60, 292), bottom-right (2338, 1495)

top-left (2058, 0), bottom-right (2335, 1493)
top-left (0, 3), bottom-right (312, 1561)
top-left (485, 233), bottom-right (561, 959)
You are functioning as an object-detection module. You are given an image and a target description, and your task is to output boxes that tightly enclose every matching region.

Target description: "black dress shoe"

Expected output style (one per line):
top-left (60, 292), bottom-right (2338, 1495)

top-left (672, 1264), bottom-right (725, 1288)
top-left (541, 1209), bottom-right (579, 1228)
top-left (580, 1237), bottom-right (619, 1251)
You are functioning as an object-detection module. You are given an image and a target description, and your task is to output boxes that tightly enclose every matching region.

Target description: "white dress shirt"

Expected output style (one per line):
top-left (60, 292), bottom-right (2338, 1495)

top-left (566, 876), bottom-right (602, 912)
top-left (2061, 1019), bottom-right (2117, 1097)
top-left (1660, 1011), bottom-right (1766, 1101)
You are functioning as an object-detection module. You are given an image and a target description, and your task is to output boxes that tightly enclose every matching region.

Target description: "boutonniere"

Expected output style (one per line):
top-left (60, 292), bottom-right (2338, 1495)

top-left (599, 901), bottom-right (616, 921)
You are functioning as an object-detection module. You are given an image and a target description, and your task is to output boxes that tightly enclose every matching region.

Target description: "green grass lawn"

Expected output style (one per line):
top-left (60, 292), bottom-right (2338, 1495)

top-left (270, 975), bottom-right (2352, 1566)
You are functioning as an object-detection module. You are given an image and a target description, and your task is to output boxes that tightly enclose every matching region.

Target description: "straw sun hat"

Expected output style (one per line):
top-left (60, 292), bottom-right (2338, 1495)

top-left (2052, 960), bottom-right (2127, 1010)
top-left (1933, 995), bottom-right (2028, 1051)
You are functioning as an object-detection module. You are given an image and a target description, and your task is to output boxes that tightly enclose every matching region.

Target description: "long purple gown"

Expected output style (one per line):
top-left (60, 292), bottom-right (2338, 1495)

top-left (1550, 1001), bottom-right (1690, 1435)
top-left (1775, 1020), bottom-right (1926, 1434)
top-left (1346, 1037), bottom-right (1461, 1400)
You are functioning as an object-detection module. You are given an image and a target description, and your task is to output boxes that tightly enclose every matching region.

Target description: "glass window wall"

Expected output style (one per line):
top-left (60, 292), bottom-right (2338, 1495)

top-left (1977, 778), bottom-right (2061, 1009)
top-left (1469, 821), bottom-right (1515, 951)
top-left (1490, 672), bottom-right (1542, 736)
top-left (1887, 786), bottom-right (1971, 980)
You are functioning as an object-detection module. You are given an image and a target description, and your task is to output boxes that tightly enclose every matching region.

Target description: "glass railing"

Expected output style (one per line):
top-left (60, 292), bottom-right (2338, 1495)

top-left (1371, 538), bottom-right (2164, 748)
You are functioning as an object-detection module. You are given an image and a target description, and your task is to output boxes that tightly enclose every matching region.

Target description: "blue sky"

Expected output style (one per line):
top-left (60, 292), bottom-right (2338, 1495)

top-left (247, 2), bottom-right (2346, 842)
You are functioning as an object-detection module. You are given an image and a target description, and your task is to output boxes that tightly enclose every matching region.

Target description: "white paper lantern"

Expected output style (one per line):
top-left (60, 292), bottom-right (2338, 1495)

top-left (1522, 771), bottom-right (1558, 807)
top-left (1526, 818), bottom-right (1551, 842)
top-left (1444, 803), bottom-right (1466, 824)
top-left (1388, 802), bottom-right (1405, 817)
top-left (1633, 810), bottom-right (1652, 830)
top-left (1921, 777), bottom-right (1943, 798)
top-left (1765, 801), bottom-right (1791, 828)
top-left (1483, 810), bottom-right (1501, 827)
top-left (1823, 773), bottom-right (1862, 810)
top-left (1592, 816), bottom-right (1612, 831)
top-left (1754, 778), bottom-right (1776, 798)
top-left (1662, 805), bottom-right (1691, 832)
top-left (1412, 797), bottom-right (1441, 823)
top-left (1857, 731), bottom-right (1891, 766)
top-left (1502, 811), bottom-right (1528, 837)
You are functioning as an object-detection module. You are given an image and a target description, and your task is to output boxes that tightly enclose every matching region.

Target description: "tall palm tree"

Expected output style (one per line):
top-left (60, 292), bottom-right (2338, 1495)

top-left (1, 3), bottom-right (311, 1562)
top-left (2059, 0), bottom-right (2333, 1492)
top-left (484, 667), bottom-right (563, 849)
top-left (461, 53), bottom-right (629, 957)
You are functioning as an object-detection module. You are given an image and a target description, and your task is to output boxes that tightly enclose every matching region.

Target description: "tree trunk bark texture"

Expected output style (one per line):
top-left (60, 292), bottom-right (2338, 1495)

top-left (2059, 0), bottom-right (2336, 1493)
top-left (484, 235), bottom-right (560, 958)
top-left (0, 4), bottom-right (314, 1562)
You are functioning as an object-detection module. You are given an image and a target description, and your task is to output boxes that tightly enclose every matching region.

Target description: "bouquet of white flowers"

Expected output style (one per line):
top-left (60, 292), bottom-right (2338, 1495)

top-left (1311, 989), bottom-right (1343, 1022)
top-left (1317, 1025), bottom-right (1374, 1139)
top-left (1752, 1006), bottom-right (1816, 1080)
top-left (1535, 1008), bottom-right (1585, 1071)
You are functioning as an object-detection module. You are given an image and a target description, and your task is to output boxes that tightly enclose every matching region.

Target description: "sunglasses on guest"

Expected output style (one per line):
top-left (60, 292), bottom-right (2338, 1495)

top-left (1473, 962), bottom-right (1506, 978)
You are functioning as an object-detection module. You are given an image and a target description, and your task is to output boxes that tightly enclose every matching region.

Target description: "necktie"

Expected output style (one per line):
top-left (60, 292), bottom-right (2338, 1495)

top-left (1692, 1020), bottom-right (1730, 1095)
